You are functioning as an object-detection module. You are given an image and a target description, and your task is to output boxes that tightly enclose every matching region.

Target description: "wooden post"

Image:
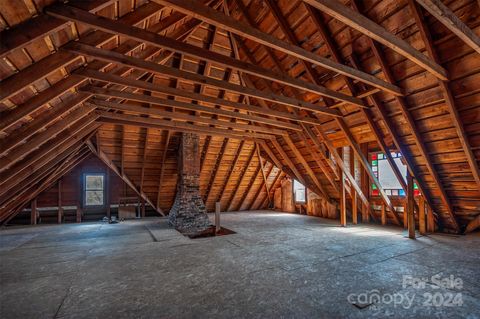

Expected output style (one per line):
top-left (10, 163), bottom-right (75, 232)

top-left (106, 169), bottom-right (111, 219)
top-left (360, 143), bottom-right (369, 223)
top-left (352, 191), bottom-right (358, 224)
top-left (427, 203), bottom-right (435, 233)
top-left (141, 198), bottom-right (146, 218)
top-left (381, 203), bottom-right (386, 225)
top-left (31, 198), bottom-right (37, 225)
top-left (76, 200), bottom-right (82, 223)
top-left (419, 196), bottom-right (426, 235)
top-left (407, 171), bottom-right (415, 239)
top-left (350, 147), bottom-right (357, 224)
top-left (57, 179), bottom-right (63, 224)
top-left (215, 201), bottom-right (221, 233)
top-left (339, 148), bottom-right (347, 227)
top-left (403, 201), bottom-right (408, 229)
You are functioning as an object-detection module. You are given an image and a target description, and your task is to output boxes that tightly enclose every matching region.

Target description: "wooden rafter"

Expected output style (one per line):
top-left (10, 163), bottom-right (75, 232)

top-left (86, 140), bottom-right (164, 216)
top-left (302, 0), bottom-right (448, 80)
top-left (47, 4), bottom-right (365, 108)
top-left (409, 0), bottom-right (480, 198)
top-left (414, 0), bottom-right (480, 54)
top-left (155, 0), bottom-right (401, 96)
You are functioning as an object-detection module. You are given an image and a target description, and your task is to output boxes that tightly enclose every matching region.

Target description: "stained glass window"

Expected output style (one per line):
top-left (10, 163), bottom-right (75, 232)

top-left (370, 152), bottom-right (420, 197)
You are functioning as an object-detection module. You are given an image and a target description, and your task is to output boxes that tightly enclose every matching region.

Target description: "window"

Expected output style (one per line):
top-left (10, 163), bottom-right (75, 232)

top-left (84, 173), bottom-right (105, 207)
top-left (293, 179), bottom-right (306, 203)
top-left (371, 152), bottom-right (420, 197)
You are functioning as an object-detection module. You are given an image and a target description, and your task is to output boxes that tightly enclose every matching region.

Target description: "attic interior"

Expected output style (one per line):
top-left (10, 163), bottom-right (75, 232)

top-left (0, 0), bottom-right (479, 317)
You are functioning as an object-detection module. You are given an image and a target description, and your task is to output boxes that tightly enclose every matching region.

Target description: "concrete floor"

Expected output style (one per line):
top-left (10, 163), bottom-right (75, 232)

top-left (1, 211), bottom-right (479, 319)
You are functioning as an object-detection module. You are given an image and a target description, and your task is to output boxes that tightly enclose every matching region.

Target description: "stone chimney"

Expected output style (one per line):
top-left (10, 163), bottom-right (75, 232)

top-left (168, 133), bottom-right (211, 234)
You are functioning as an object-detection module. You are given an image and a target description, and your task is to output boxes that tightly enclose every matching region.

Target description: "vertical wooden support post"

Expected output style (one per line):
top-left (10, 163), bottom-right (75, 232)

top-left (31, 198), bottom-right (37, 225)
top-left (140, 198), bottom-right (145, 218)
top-left (352, 191), bottom-right (358, 225)
top-left (381, 203), bottom-right (386, 225)
top-left (407, 171), bottom-right (415, 239)
top-left (106, 169), bottom-right (111, 219)
top-left (340, 172), bottom-right (347, 226)
top-left (339, 148), bottom-right (347, 227)
top-left (350, 147), bottom-right (357, 224)
top-left (76, 200), bottom-right (82, 223)
top-left (427, 204), bottom-right (435, 233)
top-left (403, 202), bottom-right (408, 229)
top-left (215, 201), bottom-right (221, 233)
top-left (57, 179), bottom-right (63, 224)
top-left (141, 198), bottom-right (146, 218)
top-left (360, 143), bottom-right (369, 223)
top-left (419, 196), bottom-right (426, 235)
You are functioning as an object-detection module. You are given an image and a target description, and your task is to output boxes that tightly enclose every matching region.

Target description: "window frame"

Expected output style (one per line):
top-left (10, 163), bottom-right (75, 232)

top-left (83, 173), bottom-right (106, 208)
top-left (292, 179), bottom-right (307, 204)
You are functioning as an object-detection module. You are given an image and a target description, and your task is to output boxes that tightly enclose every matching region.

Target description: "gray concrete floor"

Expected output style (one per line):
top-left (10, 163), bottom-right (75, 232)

top-left (1, 211), bottom-right (479, 319)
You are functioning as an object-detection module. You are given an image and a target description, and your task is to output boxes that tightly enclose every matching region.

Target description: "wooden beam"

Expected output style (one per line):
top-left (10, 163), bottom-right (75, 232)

top-left (96, 111), bottom-right (275, 140)
top-left (236, 162), bottom-right (262, 211)
top-left (81, 79), bottom-right (311, 128)
top-left (58, 179), bottom-right (63, 224)
top-left (89, 99), bottom-right (287, 136)
top-left (86, 140), bottom-right (164, 216)
top-left (419, 196), bottom-right (426, 235)
top-left (409, 0), bottom-right (480, 197)
top-left (349, 0), bottom-right (458, 232)
top-left (336, 118), bottom-right (401, 225)
top-left (270, 139), bottom-right (306, 186)
top-left (256, 143), bottom-right (272, 205)
top-left (216, 140), bottom-right (245, 209)
top-left (156, 131), bottom-right (171, 209)
top-left (283, 135), bottom-right (329, 200)
top-left (226, 146), bottom-right (256, 211)
top-left (204, 138), bottom-right (229, 203)
top-left (0, 92), bottom-right (92, 156)
top-left (415, 0), bottom-right (480, 54)
top-left (68, 42), bottom-right (343, 117)
top-left (259, 170), bottom-right (284, 210)
top-left (47, 4), bottom-right (365, 108)
top-left (31, 198), bottom-right (37, 225)
top-left (0, 105), bottom-right (96, 172)
top-left (249, 161), bottom-right (274, 210)
top-left (302, 0), bottom-right (448, 80)
top-left (0, 0), bottom-right (117, 59)
top-left (0, 1), bottom-right (165, 126)
top-left (0, 119), bottom-right (100, 198)
top-left (339, 166), bottom-right (347, 227)
top-left (155, 0), bottom-right (401, 96)
top-left (465, 215), bottom-right (480, 234)
top-left (407, 171), bottom-right (416, 239)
